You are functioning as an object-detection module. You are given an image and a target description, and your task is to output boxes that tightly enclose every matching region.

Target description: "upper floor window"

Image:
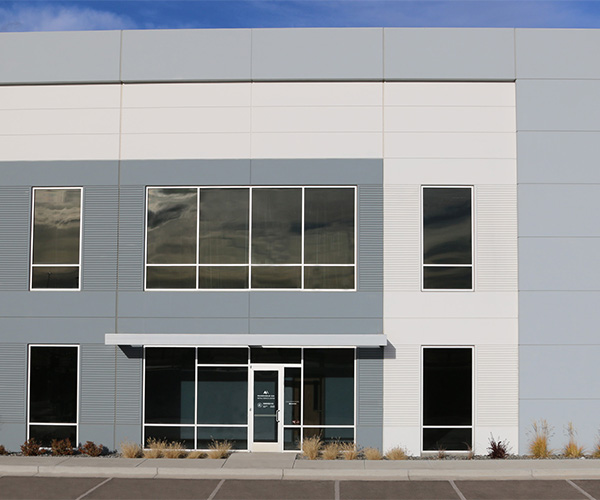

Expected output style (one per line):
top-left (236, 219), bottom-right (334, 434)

top-left (31, 188), bottom-right (82, 290)
top-left (145, 186), bottom-right (356, 291)
top-left (422, 186), bottom-right (472, 291)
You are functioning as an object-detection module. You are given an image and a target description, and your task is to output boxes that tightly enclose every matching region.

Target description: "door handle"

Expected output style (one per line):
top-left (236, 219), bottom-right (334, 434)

top-left (276, 409), bottom-right (281, 423)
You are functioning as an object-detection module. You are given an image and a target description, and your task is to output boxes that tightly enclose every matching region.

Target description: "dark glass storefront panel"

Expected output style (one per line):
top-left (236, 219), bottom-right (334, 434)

top-left (32, 189), bottom-right (81, 265)
top-left (284, 428), bottom-right (301, 450)
top-left (197, 427), bottom-right (247, 450)
top-left (253, 371), bottom-right (278, 443)
top-left (304, 188), bottom-right (355, 264)
top-left (199, 266), bottom-right (248, 289)
top-left (251, 266), bottom-right (301, 289)
top-left (29, 425), bottom-right (76, 447)
top-left (146, 266), bottom-right (196, 289)
top-left (197, 368), bottom-right (248, 425)
top-left (303, 349), bottom-right (354, 426)
top-left (423, 266), bottom-right (472, 290)
top-left (303, 427), bottom-right (354, 444)
top-left (144, 426), bottom-right (195, 449)
top-left (252, 188), bottom-right (302, 264)
top-left (284, 368), bottom-right (301, 426)
top-left (145, 348), bottom-right (195, 424)
top-left (147, 188), bottom-right (197, 264)
top-left (199, 188), bottom-right (249, 264)
top-left (423, 428), bottom-right (472, 451)
top-left (29, 347), bottom-right (77, 424)
top-left (250, 348), bottom-right (301, 364)
top-left (31, 267), bottom-right (79, 289)
top-left (304, 266), bottom-right (354, 290)
top-left (423, 348), bottom-right (472, 426)
top-left (197, 348), bottom-right (248, 365)
top-left (423, 187), bottom-right (472, 265)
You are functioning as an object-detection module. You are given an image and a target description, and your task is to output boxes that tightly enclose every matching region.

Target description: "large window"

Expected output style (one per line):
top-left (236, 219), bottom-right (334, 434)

top-left (422, 347), bottom-right (472, 452)
top-left (31, 188), bottom-right (82, 290)
top-left (145, 187), bottom-right (356, 290)
top-left (28, 345), bottom-right (79, 446)
top-left (422, 186), bottom-right (472, 290)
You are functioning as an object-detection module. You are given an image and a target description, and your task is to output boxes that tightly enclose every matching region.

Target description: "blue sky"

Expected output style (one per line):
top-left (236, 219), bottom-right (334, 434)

top-left (2, 0), bottom-right (600, 31)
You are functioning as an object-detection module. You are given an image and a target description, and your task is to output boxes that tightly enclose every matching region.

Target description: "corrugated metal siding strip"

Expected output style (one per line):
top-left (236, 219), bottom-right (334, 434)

top-left (116, 347), bottom-right (142, 424)
top-left (357, 348), bottom-right (383, 425)
top-left (384, 185), bottom-right (420, 291)
top-left (383, 344), bottom-right (420, 427)
top-left (476, 186), bottom-right (518, 291)
top-left (0, 187), bottom-right (30, 291)
top-left (83, 187), bottom-right (118, 291)
top-left (80, 344), bottom-right (116, 424)
top-left (476, 345), bottom-right (519, 427)
top-left (358, 185), bottom-right (383, 292)
top-left (117, 186), bottom-right (144, 291)
top-left (0, 344), bottom-right (27, 421)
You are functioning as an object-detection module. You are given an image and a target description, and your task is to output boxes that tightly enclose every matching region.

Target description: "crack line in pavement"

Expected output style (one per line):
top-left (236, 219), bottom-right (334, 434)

top-left (567, 479), bottom-right (597, 500)
top-left (449, 480), bottom-right (467, 500)
top-left (334, 480), bottom-right (340, 500)
top-left (207, 479), bottom-right (225, 500)
top-left (75, 477), bottom-right (113, 500)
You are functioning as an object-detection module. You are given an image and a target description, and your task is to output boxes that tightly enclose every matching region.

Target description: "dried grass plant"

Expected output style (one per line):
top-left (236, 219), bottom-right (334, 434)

top-left (340, 442), bottom-right (359, 460)
top-left (363, 447), bottom-right (382, 460)
top-left (592, 436), bottom-right (600, 459)
top-left (186, 451), bottom-right (206, 459)
top-left (207, 440), bottom-right (232, 459)
top-left (163, 441), bottom-right (187, 459)
top-left (385, 447), bottom-right (408, 460)
top-left (528, 419), bottom-right (553, 458)
top-left (563, 422), bottom-right (584, 458)
top-left (465, 445), bottom-right (475, 460)
top-left (119, 440), bottom-right (142, 458)
top-left (321, 442), bottom-right (341, 460)
top-left (301, 435), bottom-right (322, 460)
top-left (143, 438), bottom-right (166, 459)
top-left (436, 447), bottom-right (447, 460)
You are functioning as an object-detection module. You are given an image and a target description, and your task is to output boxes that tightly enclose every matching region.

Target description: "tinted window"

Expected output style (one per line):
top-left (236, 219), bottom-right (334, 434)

top-left (197, 367), bottom-right (248, 425)
top-left (197, 348), bottom-right (248, 365)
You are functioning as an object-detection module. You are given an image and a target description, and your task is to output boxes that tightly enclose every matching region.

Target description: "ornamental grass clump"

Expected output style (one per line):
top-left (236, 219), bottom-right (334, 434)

top-left (207, 440), bottom-right (232, 459)
top-left (592, 435), bottom-right (600, 459)
top-left (385, 446), bottom-right (408, 460)
top-left (563, 422), bottom-right (585, 458)
top-left (340, 442), bottom-right (359, 460)
top-left (51, 438), bottom-right (74, 456)
top-left (78, 441), bottom-right (104, 457)
top-left (321, 442), bottom-right (341, 460)
top-left (528, 419), bottom-right (553, 458)
top-left (363, 447), bottom-right (382, 460)
top-left (301, 435), bottom-right (322, 460)
top-left (186, 451), bottom-right (206, 459)
top-left (119, 440), bottom-right (142, 458)
top-left (163, 441), bottom-right (187, 459)
top-left (144, 438), bottom-right (167, 459)
top-left (488, 434), bottom-right (510, 459)
top-left (21, 438), bottom-right (42, 456)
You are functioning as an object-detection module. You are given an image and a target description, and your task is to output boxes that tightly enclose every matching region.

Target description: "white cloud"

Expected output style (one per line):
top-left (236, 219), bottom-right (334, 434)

top-left (0, 3), bottom-right (138, 32)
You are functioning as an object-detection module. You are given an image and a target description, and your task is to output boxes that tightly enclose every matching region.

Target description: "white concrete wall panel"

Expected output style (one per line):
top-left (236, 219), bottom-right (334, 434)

top-left (252, 82), bottom-right (383, 107)
top-left (122, 83), bottom-right (251, 108)
top-left (384, 82), bottom-right (515, 107)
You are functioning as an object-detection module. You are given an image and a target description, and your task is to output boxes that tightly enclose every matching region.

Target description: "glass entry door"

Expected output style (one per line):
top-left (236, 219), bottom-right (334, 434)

top-left (251, 367), bottom-right (282, 451)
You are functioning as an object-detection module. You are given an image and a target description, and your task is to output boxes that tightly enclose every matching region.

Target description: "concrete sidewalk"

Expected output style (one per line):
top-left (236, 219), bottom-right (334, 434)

top-left (1, 454), bottom-right (600, 481)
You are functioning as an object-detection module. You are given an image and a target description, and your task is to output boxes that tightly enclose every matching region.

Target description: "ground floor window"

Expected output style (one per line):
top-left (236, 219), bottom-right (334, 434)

top-left (143, 347), bottom-right (355, 451)
top-left (28, 345), bottom-right (79, 446)
top-left (422, 347), bottom-right (472, 452)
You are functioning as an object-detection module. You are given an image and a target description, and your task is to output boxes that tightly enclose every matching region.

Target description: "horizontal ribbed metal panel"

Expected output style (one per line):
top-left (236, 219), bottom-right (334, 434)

top-left (80, 344), bottom-right (116, 424)
top-left (476, 345), bottom-right (519, 426)
top-left (0, 187), bottom-right (30, 291)
top-left (476, 185), bottom-right (518, 291)
top-left (0, 344), bottom-right (26, 422)
top-left (383, 344), bottom-right (420, 427)
top-left (357, 348), bottom-right (383, 426)
top-left (116, 346), bottom-right (142, 425)
top-left (383, 185), bottom-right (420, 291)
top-left (117, 186), bottom-right (144, 291)
top-left (83, 187), bottom-right (118, 291)
top-left (358, 185), bottom-right (383, 292)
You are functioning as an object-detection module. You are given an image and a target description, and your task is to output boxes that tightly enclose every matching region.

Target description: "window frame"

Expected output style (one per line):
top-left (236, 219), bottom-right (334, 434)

top-left (27, 344), bottom-right (80, 446)
top-left (143, 186), bottom-right (357, 292)
top-left (30, 187), bottom-right (83, 292)
top-left (421, 185), bottom-right (474, 292)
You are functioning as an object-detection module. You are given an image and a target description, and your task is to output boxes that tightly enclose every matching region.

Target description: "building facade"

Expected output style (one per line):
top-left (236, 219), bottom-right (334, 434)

top-left (0, 27), bottom-right (597, 455)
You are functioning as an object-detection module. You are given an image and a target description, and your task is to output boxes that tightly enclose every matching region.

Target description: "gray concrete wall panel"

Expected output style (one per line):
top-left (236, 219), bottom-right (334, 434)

top-left (116, 346), bottom-right (142, 425)
top-left (0, 423), bottom-right (26, 452)
top-left (117, 186), bottom-right (145, 291)
top-left (384, 28), bottom-right (515, 81)
top-left (0, 162), bottom-right (119, 187)
top-left (115, 424), bottom-right (142, 448)
top-left (517, 132), bottom-right (600, 184)
top-left (118, 318), bottom-right (250, 335)
top-left (520, 291), bottom-right (600, 345)
top-left (517, 80), bottom-right (600, 131)
top-left (357, 348), bottom-right (384, 426)
top-left (0, 187), bottom-right (30, 291)
top-left (250, 159), bottom-right (382, 185)
top-left (0, 318), bottom-right (114, 344)
top-left (121, 29), bottom-right (251, 82)
top-left (359, 185), bottom-right (383, 292)
top-left (121, 160), bottom-right (251, 186)
top-left (0, 343), bottom-right (26, 422)
top-left (518, 185), bottom-right (600, 237)
top-left (0, 292), bottom-right (115, 320)
top-left (252, 28), bottom-right (383, 81)
top-left (356, 427), bottom-right (383, 451)
top-left (78, 424), bottom-right (116, 451)
top-left (80, 344), bottom-right (116, 425)
top-left (516, 29), bottom-right (600, 79)
top-left (519, 238), bottom-right (600, 291)
top-left (0, 31), bottom-right (121, 84)
top-left (83, 186), bottom-right (119, 291)
top-left (249, 318), bottom-right (382, 335)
